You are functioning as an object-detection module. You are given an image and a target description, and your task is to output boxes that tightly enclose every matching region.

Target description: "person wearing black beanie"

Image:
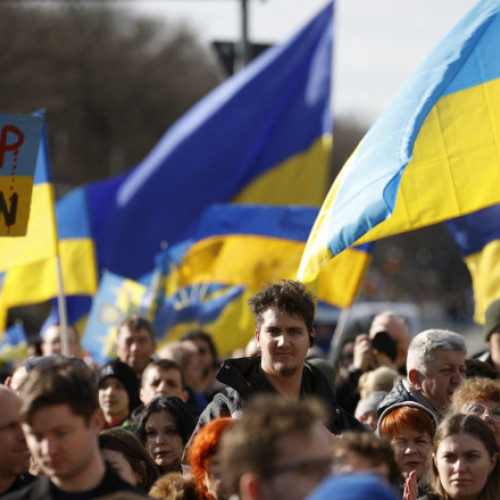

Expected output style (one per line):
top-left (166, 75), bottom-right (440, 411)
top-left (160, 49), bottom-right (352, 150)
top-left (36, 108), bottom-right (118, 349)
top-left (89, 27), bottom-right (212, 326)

top-left (97, 360), bottom-right (141, 429)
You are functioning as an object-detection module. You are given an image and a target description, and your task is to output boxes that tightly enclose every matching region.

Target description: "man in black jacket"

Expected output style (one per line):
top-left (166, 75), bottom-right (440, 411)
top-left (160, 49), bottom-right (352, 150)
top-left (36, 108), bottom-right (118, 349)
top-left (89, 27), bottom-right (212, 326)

top-left (377, 328), bottom-right (466, 422)
top-left (3, 357), bottom-right (146, 500)
top-left (194, 280), bottom-right (363, 435)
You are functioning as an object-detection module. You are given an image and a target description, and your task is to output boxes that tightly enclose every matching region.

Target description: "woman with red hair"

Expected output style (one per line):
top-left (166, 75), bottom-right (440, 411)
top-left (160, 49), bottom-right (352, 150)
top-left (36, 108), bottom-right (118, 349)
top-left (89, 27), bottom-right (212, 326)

top-left (378, 402), bottom-right (438, 498)
top-left (187, 417), bottom-right (235, 500)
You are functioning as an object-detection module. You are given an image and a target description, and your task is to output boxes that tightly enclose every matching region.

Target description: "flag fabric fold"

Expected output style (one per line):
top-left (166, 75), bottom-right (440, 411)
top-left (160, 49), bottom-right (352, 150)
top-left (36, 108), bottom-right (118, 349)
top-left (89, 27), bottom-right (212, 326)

top-left (299, 0), bottom-right (500, 282)
top-left (175, 204), bottom-right (372, 309)
top-left (61, 1), bottom-right (333, 282)
top-left (445, 204), bottom-right (500, 323)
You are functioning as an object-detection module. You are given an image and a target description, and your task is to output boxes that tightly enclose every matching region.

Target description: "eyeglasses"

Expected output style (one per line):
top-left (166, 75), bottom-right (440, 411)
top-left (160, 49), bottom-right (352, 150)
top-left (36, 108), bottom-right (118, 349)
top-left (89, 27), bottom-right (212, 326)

top-left (263, 456), bottom-right (334, 480)
top-left (464, 402), bottom-right (500, 422)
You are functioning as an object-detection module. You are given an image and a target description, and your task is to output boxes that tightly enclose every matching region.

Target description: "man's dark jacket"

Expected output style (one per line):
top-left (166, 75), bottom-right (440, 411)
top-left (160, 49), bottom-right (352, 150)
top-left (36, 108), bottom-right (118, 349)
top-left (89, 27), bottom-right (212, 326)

top-left (0, 474), bottom-right (37, 498)
top-left (376, 378), bottom-right (439, 422)
top-left (2, 463), bottom-right (146, 500)
top-left (194, 356), bottom-right (364, 434)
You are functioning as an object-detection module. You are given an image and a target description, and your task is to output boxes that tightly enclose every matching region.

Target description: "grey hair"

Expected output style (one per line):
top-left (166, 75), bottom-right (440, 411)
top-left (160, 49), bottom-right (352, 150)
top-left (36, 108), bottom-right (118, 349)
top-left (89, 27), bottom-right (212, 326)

top-left (406, 329), bottom-right (466, 375)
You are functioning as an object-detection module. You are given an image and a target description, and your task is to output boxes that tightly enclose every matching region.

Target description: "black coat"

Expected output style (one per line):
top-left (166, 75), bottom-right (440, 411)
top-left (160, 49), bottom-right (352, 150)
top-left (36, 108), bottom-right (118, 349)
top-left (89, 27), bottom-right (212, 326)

top-left (2, 463), bottom-right (146, 500)
top-left (194, 356), bottom-right (364, 435)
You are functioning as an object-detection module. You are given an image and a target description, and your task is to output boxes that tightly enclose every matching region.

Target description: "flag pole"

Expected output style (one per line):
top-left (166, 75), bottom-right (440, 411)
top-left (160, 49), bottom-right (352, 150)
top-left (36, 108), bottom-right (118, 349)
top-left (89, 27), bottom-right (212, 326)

top-left (327, 306), bottom-right (352, 375)
top-left (55, 255), bottom-right (69, 356)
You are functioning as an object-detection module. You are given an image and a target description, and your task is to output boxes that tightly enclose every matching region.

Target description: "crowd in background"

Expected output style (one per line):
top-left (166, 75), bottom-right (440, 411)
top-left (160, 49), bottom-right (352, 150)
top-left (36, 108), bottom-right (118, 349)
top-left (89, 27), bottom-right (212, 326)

top-left (2, 280), bottom-right (500, 500)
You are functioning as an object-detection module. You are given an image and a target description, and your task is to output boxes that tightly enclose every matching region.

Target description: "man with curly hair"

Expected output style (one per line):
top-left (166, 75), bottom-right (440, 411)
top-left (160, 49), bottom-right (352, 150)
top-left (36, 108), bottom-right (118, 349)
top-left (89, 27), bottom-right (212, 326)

top-left (193, 280), bottom-right (362, 435)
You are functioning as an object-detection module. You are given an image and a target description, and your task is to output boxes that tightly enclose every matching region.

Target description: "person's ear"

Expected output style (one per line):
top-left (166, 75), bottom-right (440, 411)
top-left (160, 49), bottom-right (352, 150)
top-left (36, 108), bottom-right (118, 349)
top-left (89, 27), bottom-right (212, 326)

top-left (239, 472), bottom-right (264, 500)
top-left (490, 452), bottom-right (498, 473)
top-left (255, 329), bottom-right (260, 343)
top-left (139, 387), bottom-right (146, 405)
top-left (91, 408), bottom-right (105, 434)
top-left (309, 328), bottom-right (316, 347)
top-left (408, 368), bottom-right (421, 389)
top-left (181, 389), bottom-right (189, 403)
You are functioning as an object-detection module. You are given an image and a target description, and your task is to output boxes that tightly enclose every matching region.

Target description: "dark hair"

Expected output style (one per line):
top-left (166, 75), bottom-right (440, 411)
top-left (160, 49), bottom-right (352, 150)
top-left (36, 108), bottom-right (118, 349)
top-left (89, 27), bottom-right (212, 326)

top-left (135, 395), bottom-right (196, 446)
top-left (465, 359), bottom-right (499, 380)
top-left (142, 359), bottom-right (186, 389)
top-left (19, 356), bottom-right (98, 424)
top-left (98, 360), bottom-right (141, 413)
top-left (99, 428), bottom-right (159, 492)
top-left (180, 330), bottom-right (218, 368)
top-left (248, 280), bottom-right (316, 343)
top-left (118, 315), bottom-right (156, 341)
top-left (333, 431), bottom-right (402, 488)
top-left (219, 394), bottom-right (326, 496)
top-left (431, 413), bottom-right (500, 500)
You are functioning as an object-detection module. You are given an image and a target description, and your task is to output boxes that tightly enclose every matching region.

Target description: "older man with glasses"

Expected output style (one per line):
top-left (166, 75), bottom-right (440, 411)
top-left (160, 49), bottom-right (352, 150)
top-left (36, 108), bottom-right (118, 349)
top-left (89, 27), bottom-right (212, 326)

top-left (449, 376), bottom-right (500, 448)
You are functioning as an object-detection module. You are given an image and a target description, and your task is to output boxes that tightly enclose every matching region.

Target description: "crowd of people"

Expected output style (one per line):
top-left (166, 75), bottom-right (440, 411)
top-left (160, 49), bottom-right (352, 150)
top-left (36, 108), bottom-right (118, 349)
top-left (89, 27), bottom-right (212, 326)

top-left (1, 280), bottom-right (500, 500)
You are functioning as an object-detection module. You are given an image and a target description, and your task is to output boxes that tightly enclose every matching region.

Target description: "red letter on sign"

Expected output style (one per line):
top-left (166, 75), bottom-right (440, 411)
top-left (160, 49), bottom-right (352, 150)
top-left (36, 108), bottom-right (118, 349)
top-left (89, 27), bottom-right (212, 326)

top-left (0, 125), bottom-right (24, 169)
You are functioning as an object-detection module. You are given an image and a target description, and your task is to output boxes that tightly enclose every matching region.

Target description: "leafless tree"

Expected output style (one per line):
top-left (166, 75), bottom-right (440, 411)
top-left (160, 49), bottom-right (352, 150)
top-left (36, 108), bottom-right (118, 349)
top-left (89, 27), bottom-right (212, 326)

top-left (0, 2), bottom-right (223, 192)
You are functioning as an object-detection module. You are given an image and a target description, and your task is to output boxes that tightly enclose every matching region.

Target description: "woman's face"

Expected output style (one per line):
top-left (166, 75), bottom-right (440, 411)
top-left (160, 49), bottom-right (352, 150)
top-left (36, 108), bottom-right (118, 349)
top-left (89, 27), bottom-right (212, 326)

top-left (434, 432), bottom-right (497, 500)
top-left (144, 411), bottom-right (184, 473)
top-left (461, 400), bottom-right (500, 447)
top-left (101, 448), bottom-right (140, 486)
top-left (391, 427), bottom-right (433, 479)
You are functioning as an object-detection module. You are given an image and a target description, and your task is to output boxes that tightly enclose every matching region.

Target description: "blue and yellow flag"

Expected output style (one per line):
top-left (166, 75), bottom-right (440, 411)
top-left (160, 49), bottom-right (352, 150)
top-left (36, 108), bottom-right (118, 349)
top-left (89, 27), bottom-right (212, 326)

top-left (0, 321), bottom-right (27, 365)
top-left (175, 204), bottom-right (372, 309)
top-left (299, 0), bottom-right (500, 282)
top-left (445, 204), bottom-right (500, 324)
top-left (58, 1), bottom-right (333, 283)
top-left (81, 272), bottom-right (147, 364)
top-left (0, 118), bottom-right (98, 331)
top-left (153, 284), bottom-right (255, 357)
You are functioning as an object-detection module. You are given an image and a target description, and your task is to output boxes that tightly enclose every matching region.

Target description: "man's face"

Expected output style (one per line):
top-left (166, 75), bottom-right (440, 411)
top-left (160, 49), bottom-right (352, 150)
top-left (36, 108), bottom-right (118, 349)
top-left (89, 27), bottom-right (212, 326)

top-left (488, 331), bottom-right (500, 365)
top-left (256, 307), bottom-right (313, 378)
top-left (258, 422), bottom-right (333, 500)
top-left (413, 349), bottom-right (466, 412)
top-left (42, 325), bottom-right (80, 357)
top-left (22, 404), bottom-right (102, 486)
top-left (0, 389), bottom-right (31, 479)
top-left (140, 366), bottom-right (187, 404)
top-left (192, 339), bottom-right (215, 376)
top-left (369, 313), bottom-right (410, 370)
top-left (115, 326), bottom-right (156, 375)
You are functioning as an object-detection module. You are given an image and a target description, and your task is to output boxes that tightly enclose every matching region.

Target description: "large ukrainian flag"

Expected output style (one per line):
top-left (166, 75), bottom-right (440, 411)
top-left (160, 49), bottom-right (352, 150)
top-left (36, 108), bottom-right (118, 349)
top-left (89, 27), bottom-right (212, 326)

top-left (299, 0), bottom-right (500, 282)
top-left (75, 1), bottom-right (334, 282)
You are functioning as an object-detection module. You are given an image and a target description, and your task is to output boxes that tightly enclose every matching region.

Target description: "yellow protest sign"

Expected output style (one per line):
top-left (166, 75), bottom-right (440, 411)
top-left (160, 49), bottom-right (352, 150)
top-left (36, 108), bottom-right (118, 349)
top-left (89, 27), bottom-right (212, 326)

top-left (0, 112), bottom-right (43, 236)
